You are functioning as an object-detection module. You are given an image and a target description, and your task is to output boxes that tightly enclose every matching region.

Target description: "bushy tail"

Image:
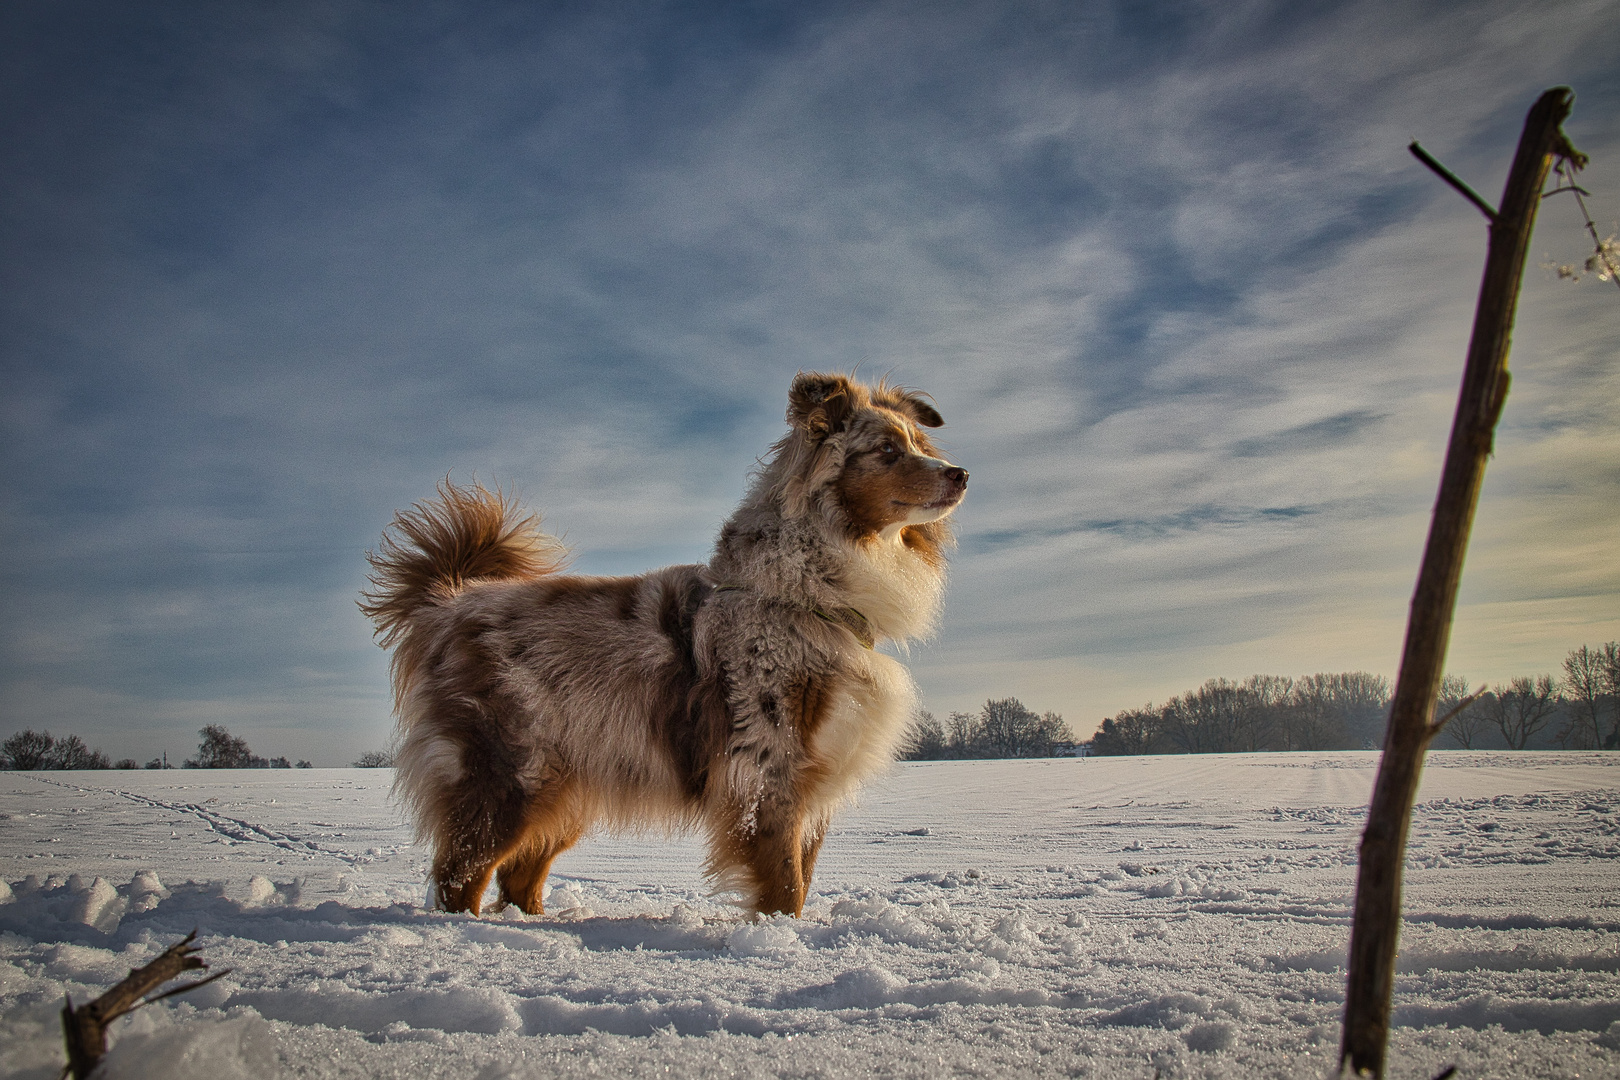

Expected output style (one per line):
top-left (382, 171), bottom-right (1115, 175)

top-left (360, 482), bottom-right (568, 687)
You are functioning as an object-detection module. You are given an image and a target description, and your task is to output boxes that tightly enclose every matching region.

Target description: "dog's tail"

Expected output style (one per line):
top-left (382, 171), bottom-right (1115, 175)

top-left (360, 481), bottom-right (567, 693)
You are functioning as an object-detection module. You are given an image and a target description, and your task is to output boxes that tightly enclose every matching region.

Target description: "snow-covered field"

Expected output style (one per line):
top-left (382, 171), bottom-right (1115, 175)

top-left (2, 752), bottom-right (1617, 1079)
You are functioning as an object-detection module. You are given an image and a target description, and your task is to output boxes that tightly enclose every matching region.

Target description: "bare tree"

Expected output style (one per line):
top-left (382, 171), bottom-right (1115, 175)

top-left (1601, 641), bottom-right (1620, 749)
top-left (1436, 674), bottom-right (1490, 748)
top-left (937, 700), bottom-right (1072, 758)
top-left (1090, 707), bottom-right (1168, 756)
top-left (1341, 89), bottom-right (1585, 1077)
top-left (49, 735), bottom-right (111, 770)
top-left (1333, 672), bottom-right (1394, 749)
top-left (1486, 675), bottom-right (1560, 750)
top-left (1241, 674), bottom-right (1291, 751)
top-left (3, 729), bottom-right (56, 770)
top-left (352, 749), bottom-right (397, 768)
top-left (185, 724), bottom-right (254, 768)
top-left (1290, 674), bottom-right (1351, 750)
top-left (3, 730), bottom-right (112, 770)
top-left (1559, 645), bottom-right (1605, 748)
top-left (945, 711), bottom-right (978, 757)
top-left (976, 698), bottom-right (1071, 758)
top-left (1163, 679), bottom-right (1250, 753)
top-left (903, 712), bottom-right (947, 760)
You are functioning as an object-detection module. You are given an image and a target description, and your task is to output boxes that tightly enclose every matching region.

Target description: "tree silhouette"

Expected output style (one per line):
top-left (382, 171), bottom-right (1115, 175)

top-left (1486, 676), bottom-right (1559, 750)
top-left (185, 725), bottom-right (254, 769)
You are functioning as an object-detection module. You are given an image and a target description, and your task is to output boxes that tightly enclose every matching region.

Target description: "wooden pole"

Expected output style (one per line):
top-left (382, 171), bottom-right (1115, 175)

top-left (1339, 87), bottom-right (1584, 1077)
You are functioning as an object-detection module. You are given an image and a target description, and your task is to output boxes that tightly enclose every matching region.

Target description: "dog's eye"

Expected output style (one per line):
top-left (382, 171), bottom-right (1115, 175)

top-left (878, 442), bottom-right (898, 458)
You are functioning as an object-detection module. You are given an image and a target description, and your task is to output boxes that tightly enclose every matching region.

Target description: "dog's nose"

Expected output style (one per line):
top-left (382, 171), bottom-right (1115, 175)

top-left (944, 467), bottom-right (968, 486)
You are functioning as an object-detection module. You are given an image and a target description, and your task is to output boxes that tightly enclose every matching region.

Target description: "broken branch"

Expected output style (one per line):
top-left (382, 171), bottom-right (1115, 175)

top-left (1426, 686), bottom-right (1488, 740)
top-left (1408, 141), bottom-right (1498, 221)
top-left (60, 929), bottom-right (230, 1079)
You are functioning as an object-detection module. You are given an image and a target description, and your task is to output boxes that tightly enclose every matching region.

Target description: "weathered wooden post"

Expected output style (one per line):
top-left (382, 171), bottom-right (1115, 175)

top-left (1338, 86), bottom-right (1586, 1078)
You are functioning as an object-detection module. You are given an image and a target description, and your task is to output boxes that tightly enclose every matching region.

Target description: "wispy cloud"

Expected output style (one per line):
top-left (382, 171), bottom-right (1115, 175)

top-left (2, 0), bottom-right (1616, 759)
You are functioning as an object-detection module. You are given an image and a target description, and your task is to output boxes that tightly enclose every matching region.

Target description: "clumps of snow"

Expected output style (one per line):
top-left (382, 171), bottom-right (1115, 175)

top-left (543, 881), bottom-right (593, 918)
top-left (365, 926), bottom-right (424, 949)
top-left (95, 1013), bottom-right (277, 1080)
top-left (518, 992), bottom-right (767, 1037)
top-left (726, 918), bottom-right (806, 958)
top-left (1393, 995), bottom-right (1620, 1036)
top-left (0, 874), bottom-right (129, 939)
top-left (458, 922), bottom-right (575, 955)
top-left (127, 870), bottom-right (169, 913)
top-left (41, 941), bottom-right (158, 985)
top-left (1144, 875), bottom-right (1194, 898)
top-left (793, 964), bottom-right (906, 1009)
top-left (70, 875), bottom-right (124, 934)
top-left (237, 984), bottom-right (524, 1035)
top-left (243, 876), bottom-right (277, 906)
top-left (1095, 991), bottom-right (1233, 1031)
top-left (1270, 946), bottom-right (1348, 972)
top-left (898, 868), bottom-right (985, 889)
top-left (824, 895), bottom-right (947, 950)
top-left (1184, 1020), bottom-right (1238, 1052)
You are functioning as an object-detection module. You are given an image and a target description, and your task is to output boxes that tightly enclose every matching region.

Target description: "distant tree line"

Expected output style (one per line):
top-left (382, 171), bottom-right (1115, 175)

top-left (184, 725), bottom-right (311, 768)
top-left (0, 730), bottom-right (128, 770)
top-left (903, 698), bottom-right (1074, 760)
top-left (1092, 672), bottom-right (1391, 755)
top-left (1442, 642), bottom-right (1620, 751)
top-left (1, 724), bottom-right (311, 770)
top-left (1090, 642), bottom-right (1620, 755)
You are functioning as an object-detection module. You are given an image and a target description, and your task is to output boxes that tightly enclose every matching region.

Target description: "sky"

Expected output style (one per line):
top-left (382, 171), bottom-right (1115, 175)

top-left (2, 0), bottom-right (1617, 766)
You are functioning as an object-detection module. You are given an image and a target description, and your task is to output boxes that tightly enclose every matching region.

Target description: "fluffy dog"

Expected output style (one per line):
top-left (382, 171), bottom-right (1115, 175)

top-left (360, 373), bottom-right (967, 916)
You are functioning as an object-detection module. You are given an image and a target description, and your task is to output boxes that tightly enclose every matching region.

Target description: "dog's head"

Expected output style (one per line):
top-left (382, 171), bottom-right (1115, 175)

top-left (776, 373), bottom-right (968, 547)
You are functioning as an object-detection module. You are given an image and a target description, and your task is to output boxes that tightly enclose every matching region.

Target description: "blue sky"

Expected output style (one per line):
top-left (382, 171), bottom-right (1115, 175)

top-left (3, 0), bottom-right (1617, 765)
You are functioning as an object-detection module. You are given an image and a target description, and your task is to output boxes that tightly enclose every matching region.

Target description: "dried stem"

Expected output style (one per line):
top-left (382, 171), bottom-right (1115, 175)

top-left (1547, 156), bottom-right (1620, 290)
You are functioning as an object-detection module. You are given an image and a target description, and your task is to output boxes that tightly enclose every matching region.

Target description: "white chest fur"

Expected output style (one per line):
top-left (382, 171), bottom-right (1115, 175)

top-left (805, 650), bottom-right (917, 816)
top-left (838, 535), bottom-right (945, 644)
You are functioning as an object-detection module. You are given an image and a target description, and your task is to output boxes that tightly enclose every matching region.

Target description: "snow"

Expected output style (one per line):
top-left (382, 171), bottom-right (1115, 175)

top-left (1, 752), bottom-right (1616, 1078)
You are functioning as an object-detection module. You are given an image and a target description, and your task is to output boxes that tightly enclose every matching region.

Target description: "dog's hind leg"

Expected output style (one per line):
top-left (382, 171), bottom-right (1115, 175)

top-left (432, 827), bottom-right (513, 916)
top-left (428, 775), bottom-right (533, 916)
top-left (496, 780), bottom-right (586, 915)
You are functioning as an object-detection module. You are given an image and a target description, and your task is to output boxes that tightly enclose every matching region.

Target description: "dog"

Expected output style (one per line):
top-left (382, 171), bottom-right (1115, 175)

top-left (360, 373), bottom-right (967, 917)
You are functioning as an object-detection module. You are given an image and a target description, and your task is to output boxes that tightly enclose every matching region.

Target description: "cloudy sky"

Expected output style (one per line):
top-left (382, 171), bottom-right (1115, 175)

top-left (3, 0), bottom-right (1617, 766)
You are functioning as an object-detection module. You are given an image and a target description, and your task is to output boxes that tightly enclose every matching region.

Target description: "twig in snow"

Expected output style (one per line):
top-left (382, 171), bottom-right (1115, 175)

top-left (59, 929), bottom-right (231, 1079)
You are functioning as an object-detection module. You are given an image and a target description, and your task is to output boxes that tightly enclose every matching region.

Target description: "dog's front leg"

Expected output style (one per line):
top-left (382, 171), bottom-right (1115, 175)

top-left (739, 797), bottom-right (809, 917)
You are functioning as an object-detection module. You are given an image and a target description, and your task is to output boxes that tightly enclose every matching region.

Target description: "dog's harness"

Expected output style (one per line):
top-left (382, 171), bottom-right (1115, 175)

top-left (710, 584), bottom-right (876, 651)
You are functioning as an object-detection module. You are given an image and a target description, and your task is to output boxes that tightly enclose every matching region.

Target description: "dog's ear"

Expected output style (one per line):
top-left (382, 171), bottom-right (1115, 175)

top-left (788, 373), bottom-right (855, 441)
top-left (875, 384), bottom-right (944, 428)
top-left (896, 394), bottom-right (944, 428)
